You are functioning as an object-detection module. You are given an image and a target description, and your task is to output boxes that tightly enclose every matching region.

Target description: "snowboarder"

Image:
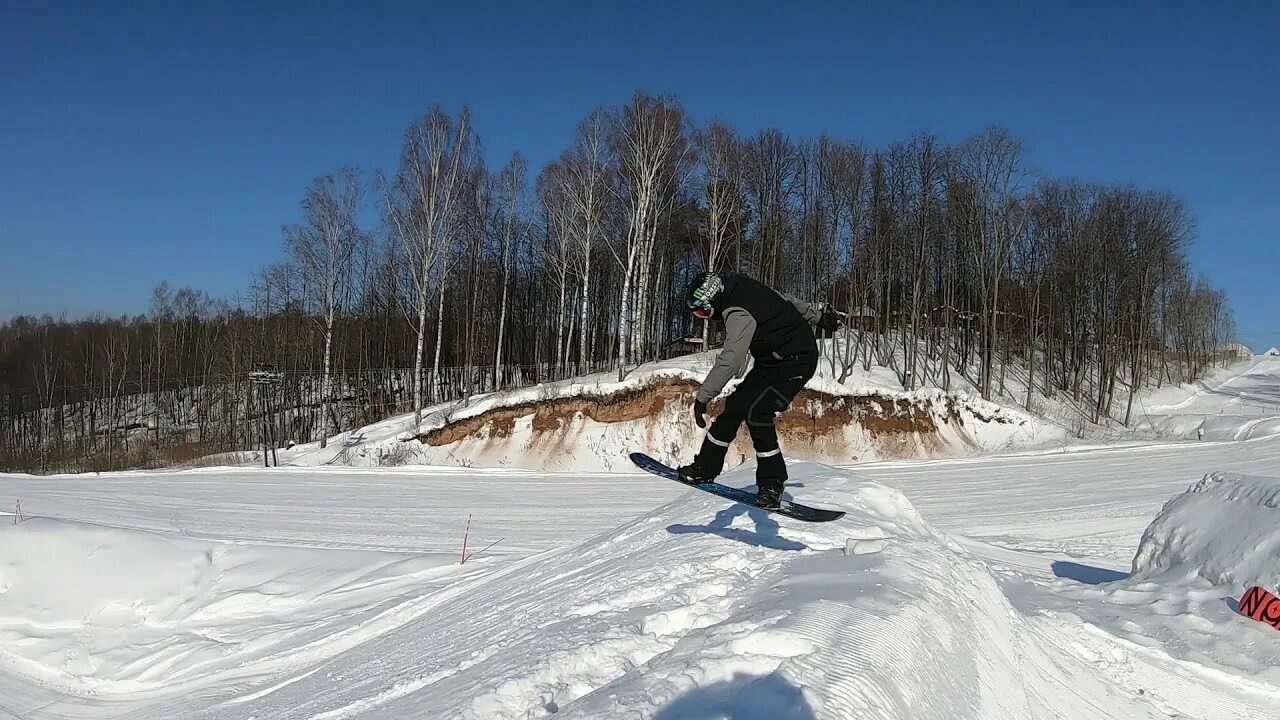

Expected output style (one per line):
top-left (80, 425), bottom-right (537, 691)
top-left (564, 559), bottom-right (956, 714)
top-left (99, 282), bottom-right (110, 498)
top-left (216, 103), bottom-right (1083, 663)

top-left (677, 271), bottom-right (840, 508)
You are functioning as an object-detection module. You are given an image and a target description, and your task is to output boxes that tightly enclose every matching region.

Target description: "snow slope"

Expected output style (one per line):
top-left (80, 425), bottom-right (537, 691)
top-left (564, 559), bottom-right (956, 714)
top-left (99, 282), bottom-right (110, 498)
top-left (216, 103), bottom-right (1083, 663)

top-left (2, 352), bottom-right (1280, 717)
top-left (260, 348), bottom-right (1279, 477)
top-left (268, 349), bottom-right (1062, 474)
top-left (1142, 356), bottom-right (1280, 440)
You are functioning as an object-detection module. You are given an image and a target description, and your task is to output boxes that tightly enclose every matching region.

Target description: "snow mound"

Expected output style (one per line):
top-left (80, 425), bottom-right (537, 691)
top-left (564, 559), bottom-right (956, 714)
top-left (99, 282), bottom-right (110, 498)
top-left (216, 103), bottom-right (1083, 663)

top-left (0, 517), bottom-right (459, 696)
top-left (1133, 471), bottom-right (1280, 590)
top-left (1030, 471), bottom-right (1280, 692)
top-left (1267, 347), bottom-right (1280, 357)
top-left (223, 462), bottom-right (1200, 719)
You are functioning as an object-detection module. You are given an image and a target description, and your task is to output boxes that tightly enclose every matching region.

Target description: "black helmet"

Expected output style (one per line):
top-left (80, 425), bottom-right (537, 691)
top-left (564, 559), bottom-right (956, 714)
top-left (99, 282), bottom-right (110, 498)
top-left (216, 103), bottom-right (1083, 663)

top-left (685, 272), bottom-right (724, 319)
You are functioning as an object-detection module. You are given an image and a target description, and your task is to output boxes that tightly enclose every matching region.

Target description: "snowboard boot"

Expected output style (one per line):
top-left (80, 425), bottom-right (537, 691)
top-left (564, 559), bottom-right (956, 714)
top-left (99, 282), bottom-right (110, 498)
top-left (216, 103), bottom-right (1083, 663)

top-left (676, 462), bottom-right (715, 486)
top-left (755, 483), bottom-right (783, 510)
top-left (755, 450), bottom-right (787, 509)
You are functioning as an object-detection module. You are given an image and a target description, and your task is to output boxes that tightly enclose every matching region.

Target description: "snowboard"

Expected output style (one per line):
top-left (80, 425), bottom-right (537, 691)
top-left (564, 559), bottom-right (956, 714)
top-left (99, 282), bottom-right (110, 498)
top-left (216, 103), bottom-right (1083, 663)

top-left (629, 452), bottom-right (845, 523)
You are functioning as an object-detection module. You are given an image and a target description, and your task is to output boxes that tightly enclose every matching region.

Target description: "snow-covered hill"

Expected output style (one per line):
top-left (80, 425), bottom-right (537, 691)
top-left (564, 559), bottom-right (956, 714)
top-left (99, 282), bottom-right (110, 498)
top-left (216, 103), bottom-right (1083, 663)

top-left (3, 354), bottom-right (1280, 718)
top-left (409, 368), bottom-right (1049, 473)
top-left (1141, 357), bottom-right (1280, 441)
top-left (264, 349), bottom-right (1061, 472)
top-left (256, 349), bottom-right (1280, 475)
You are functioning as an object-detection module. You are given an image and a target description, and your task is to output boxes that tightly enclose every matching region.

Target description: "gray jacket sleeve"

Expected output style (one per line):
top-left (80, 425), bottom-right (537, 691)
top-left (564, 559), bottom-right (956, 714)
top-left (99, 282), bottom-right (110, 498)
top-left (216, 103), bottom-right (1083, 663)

top-left (780, 292), bottom-right (823, 325)
top-left (698, 306), bottom-right (755, 403)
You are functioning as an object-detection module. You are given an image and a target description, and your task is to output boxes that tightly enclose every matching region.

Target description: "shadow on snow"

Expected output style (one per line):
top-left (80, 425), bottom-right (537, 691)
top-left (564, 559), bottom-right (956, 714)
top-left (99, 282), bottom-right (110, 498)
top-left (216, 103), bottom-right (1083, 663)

top-left (1051, 560), bottom-right (1130, 585)
top-left (654, 671), bottom-right (816, 720)
top-left (667, 504), bottom-right (806, 551)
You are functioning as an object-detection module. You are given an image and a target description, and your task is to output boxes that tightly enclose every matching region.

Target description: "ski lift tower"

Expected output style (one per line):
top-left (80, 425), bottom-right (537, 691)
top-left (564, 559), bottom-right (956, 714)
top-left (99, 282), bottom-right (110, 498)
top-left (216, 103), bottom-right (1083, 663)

top-left (249, 366), bottom-right (284, 467)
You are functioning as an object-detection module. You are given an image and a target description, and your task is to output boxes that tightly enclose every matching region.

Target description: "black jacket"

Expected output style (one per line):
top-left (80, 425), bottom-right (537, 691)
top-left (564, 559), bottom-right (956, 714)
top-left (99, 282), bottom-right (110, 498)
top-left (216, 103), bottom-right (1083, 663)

top-left (698, 273), bottom-right (820, 403)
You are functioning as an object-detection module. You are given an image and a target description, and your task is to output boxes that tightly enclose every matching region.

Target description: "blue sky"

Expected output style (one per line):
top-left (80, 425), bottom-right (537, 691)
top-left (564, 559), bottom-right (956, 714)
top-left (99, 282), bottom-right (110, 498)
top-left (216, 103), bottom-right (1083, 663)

top-left (2, 1), bottom-right (1276, 350)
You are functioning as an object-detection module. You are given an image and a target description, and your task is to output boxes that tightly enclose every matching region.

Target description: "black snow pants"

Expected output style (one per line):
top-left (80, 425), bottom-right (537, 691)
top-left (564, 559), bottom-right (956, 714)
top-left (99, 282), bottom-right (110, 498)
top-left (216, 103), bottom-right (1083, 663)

top-left (692, 351), bottom-right (818, 492)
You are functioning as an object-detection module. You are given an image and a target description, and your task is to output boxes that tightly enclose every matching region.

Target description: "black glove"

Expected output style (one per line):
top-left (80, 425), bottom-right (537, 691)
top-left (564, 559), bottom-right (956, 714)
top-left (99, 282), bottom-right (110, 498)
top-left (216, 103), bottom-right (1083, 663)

top-left (693, 400), bottom-right (709, 429)
top-left (817, 306), bottom-right (842, 336)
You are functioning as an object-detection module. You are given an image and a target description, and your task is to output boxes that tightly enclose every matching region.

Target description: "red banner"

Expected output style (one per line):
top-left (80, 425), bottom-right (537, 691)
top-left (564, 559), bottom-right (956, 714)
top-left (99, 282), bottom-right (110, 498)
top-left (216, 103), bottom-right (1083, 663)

top-left (1239, 586), bottom-right (1280, 630)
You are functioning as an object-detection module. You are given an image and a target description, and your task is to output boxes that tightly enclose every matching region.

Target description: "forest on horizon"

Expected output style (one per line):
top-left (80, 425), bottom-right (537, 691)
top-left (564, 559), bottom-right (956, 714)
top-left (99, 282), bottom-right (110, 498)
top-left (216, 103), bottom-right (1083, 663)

top-left (1, 90), bottom-right (1238, 471)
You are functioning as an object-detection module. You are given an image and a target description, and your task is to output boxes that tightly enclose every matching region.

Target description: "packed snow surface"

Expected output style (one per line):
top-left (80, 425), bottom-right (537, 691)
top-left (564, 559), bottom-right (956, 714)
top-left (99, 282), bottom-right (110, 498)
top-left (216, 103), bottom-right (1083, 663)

top-left (0, 518), bottom-right (459, 693)
top-left (2, 356), bottom-right (1280, 718)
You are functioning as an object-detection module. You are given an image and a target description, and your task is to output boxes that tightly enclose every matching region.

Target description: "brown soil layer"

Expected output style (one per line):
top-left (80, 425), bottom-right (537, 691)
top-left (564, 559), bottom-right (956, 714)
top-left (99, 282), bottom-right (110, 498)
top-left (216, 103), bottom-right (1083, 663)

top-left (420, 379), bottom-right (701, 446)
top-left (416, 377), bottom-right (996, 447)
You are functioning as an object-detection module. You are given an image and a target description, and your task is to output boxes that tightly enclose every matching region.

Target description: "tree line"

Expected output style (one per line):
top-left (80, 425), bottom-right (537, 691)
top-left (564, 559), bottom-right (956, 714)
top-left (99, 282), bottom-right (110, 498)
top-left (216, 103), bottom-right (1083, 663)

top-left (1, 91), bottom-right (1237, 472)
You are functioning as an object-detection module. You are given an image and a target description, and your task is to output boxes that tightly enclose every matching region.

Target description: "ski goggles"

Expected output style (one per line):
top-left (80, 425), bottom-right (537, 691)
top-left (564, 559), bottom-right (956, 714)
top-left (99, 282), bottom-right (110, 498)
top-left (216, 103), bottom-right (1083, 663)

top-left (689, 290), bottom-right (714, 319)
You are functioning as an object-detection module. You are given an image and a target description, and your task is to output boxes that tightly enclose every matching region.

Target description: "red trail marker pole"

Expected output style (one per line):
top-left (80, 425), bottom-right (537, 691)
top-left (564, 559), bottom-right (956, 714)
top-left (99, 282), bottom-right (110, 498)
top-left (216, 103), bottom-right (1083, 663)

top-left (461, 513), bottom-right (472, 564)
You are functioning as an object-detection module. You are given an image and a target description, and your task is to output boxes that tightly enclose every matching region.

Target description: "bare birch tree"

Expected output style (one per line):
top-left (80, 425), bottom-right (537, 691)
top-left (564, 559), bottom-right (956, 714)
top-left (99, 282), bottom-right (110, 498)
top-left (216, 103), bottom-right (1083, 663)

top-left (283, 166), bottom-right (363, 448)
top-left (953, 127), bottom-right (1028, 399)
top-left (818, 137), bottom-right (868, 379)
top-left (611, 93), bottom-right (690, 374)
top-left (537, 161), bottom-right (577, 368)
top-left (566, 110), bottom-right (612, 371)
top-left (694, 121), bottom-right (744, 348)
top-left (382, 106), bottom-right (477, 427)
top-left (493, 154), bottom-right (527, 387)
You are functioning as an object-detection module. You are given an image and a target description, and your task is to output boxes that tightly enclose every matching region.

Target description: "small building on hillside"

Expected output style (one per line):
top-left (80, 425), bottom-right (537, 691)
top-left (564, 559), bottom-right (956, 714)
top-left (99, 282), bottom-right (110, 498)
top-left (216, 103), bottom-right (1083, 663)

top-left (1223, 340), bottom-right (1254, 358)
top-left (842, 305), bottom-right (879, 331)
top-left (668, 336), bottom-right (709, 356)
top-left (1268, 347), bottom-right (1280, 357)
top-left (1222, 343), bottom-right (1253, 362)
